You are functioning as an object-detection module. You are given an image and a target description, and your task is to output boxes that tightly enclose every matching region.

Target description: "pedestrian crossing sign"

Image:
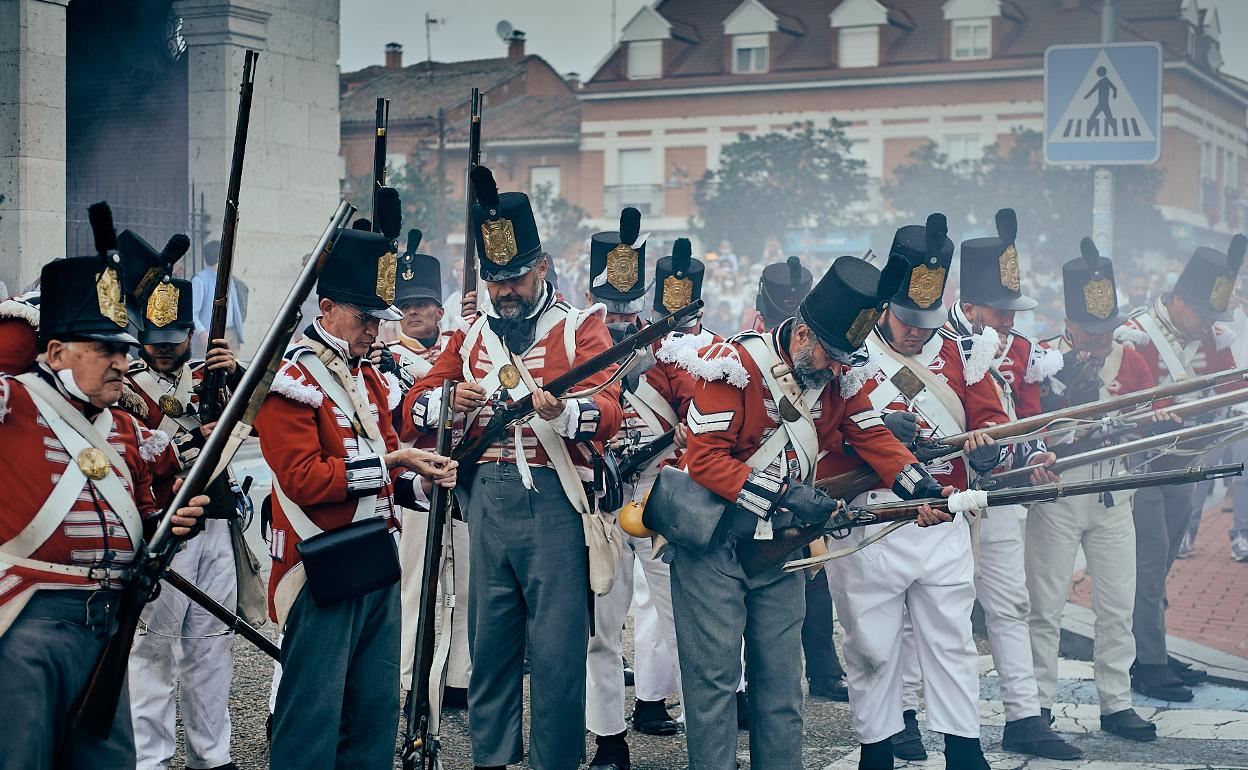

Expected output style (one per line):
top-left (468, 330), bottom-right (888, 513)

top-left (1044, 42), bottom-right (1163, 165)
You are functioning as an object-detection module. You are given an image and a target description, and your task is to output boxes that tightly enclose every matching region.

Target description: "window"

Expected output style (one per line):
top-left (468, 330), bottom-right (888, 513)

top-left (838, 26), bottom-right (879, 68)
top-left (732, 33), bottom-right (768, 73)
top-left (627, 40), bottom-right (662, 80)
top-left (952, 19), bottom-right (991, 60)
top-left (619, 149), bottom-right (652, 186)
top-left (529, 166), bottom-right (561, 199)
top-left (1227, 153), bottom-right (1239, 193)
top-left (945, 134), bottom-right (983, 165)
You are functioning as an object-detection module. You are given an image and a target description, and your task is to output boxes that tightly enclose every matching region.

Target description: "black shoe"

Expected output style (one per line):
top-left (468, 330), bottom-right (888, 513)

top-left (736, 690), bottom-right (749, 730)
top-left (588, 731), bottom-right (630, 770)
top-left (858, 739), bottom-right (893, 770)
top-left (623, 656), bottom-right (634, 687)
top-left (1168, 657), bottom-right (1209, 686)
top-left (1101, 708), bottom-right (1158, 742)
top-left (1040, 707), bottom-right (1054, 726)
top-left (631, 698), bottom-right (679, 736)
top-left (1001, 714), bottom-right (1083, 759)
top-left (200, 764), bottom-right (239, 770)
top-left (443, 685), bottom-right (468, 709)
top-left (943, 735), bottom-right (989, 770)
top-left (808, 675), bottom-right (850, 702)
top-left (889, 709), bottom-right (926, 761)
top-left (1132, 663), bottom-right (1195, 701)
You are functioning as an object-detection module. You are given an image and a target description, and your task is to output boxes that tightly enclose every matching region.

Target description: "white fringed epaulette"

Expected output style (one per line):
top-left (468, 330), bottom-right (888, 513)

top-left (0, 376), bottom-right (10, 424)
top-left (839, 352), bottom-right (881, 399)
top-left (138, 428), bottom-right (172, 463)
top-left (655, 329), bottom-right (712, 371)
top-left (682, 340), bottom-right (751, 388)
top-left (1025, 343), bottom-right (1064, 384)
top-left (0, 295), bottom-right (39, 328)
top-left (270, 363), bottom-right (324, 408)
top-left (1113, 324), bottom-right (1150, 347)
top-left (117, 385), bottom-right (149, 420)
top-left (1214, 323), bottom-right (1236, 351)
top-left (963, 327), bottom-right (1000, 385)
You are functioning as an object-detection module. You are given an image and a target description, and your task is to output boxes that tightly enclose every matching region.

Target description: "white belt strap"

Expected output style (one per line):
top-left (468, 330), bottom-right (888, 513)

top-left (1136, 312), bottom-right (1193, 382)
top-left (737, 335), bottom-right (821, 480)
top-left (624, 379), bottom-right (678, 433)
top-left (131, 365), bottom-right (198, 435)
top-left (271, 478), bottom-right (376, 541)
top-left (869, 334), bottom-right (967, 434)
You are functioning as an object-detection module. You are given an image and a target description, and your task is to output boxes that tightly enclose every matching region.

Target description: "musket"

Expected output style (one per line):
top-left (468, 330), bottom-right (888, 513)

top-left (162, 569), bottom-right (280, 659)
top-left (745, 463), bottom-right (1244, 576)
top-left (451, 300), bottom-right (704, 468)
top-left (372, 97), bottom-right (390, 232)
top-left (1059, 385), bottom-right (1248, 457)
top-left (461, 88), bottom-right (482, 297)
top-left (618, 428), bottom-right (677, 482)
top-left (401, 382), bottom-right (455, 770)
top-left (816, 366), bottom-right (1248, 504)
top-left (72, 201), bottom-right (356, 738)
top-left (980, 413), bottom-right (1248, 490)
top-left (199, 49), bottom-right (258, 424)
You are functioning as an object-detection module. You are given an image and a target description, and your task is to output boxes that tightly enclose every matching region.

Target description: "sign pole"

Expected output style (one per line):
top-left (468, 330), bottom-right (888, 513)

top-left (1092, 0), bottom-right (1117, 258)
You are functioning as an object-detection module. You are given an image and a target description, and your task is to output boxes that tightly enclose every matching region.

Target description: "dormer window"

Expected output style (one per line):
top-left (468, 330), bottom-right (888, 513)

top-left (952, 19), bottom-right (991, 60)
top-left (627, 40), bottom-right (662, 80)
top-left (838, 27), bottom-right (879, 68)
top-left (732, 33), bottom-right (769, 73)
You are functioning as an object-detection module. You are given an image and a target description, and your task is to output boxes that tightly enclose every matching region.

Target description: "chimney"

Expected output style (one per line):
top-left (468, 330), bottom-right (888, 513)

top-left (565, 72), bottom-right (581, 90)
top-left (506, 31), bottom-right (526, 61)
top-left (385, 42), bottom-right (403, 69)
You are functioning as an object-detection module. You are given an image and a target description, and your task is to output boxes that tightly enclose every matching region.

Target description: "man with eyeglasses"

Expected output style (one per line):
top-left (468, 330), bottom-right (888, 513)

top-left (256, 221), bottom-right (457, 769)
top-left (672, 251), bottom-right (960, 770)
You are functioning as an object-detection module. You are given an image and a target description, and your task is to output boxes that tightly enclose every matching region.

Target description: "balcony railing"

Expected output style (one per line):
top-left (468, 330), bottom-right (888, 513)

top-left (604, 184), bottom-right (664, 217)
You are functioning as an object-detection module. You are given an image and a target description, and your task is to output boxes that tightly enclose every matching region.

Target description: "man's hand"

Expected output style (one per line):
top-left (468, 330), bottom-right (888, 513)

top-left (915, 485), bottom-right (956, 527)
top-left (387, 448), bottom-right (458, 487)
top-left (451, 382), bottom-right (487, 413)
top-left (198, 420), bottom-right (218, 440)
top-left (532, 388), bottom-right (564, 421)
top-left (171, 494), bottom-right (210, 537)
top-left (461, 290), bottom-right (478, 320)
top-left (204, 339), bottom-right (237, 373)
top-left (964, 430), bottom-right (1001, 473)
top-left (368, 341), bottom-right (386, 368)
top-left (673, 423), bottom-right (688, 450)
top-left (1028, 452), bottom-right (1060, 485)
top-left (778, 482), bottom-right (836, 527)
top-left (883, 411), bottom-right (920, 447)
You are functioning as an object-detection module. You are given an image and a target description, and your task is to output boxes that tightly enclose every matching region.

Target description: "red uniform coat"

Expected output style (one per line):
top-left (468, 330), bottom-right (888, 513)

top-left (390, 331), bottom-right (450, 449)
top-left (1115, 303), bottom-right (1237, 386)
top-left (124, 361), bottom-right (210, 507)
top-left (682, 325), bottom-right (916, 507)
top-left (254, 334), bottom-right (411, 621)
top-left (404, 300), bottom-right (623, 474)
top-left (0, 372), bottom-right (169, 631)
top-left (0, 292), bottom-right (40, 376)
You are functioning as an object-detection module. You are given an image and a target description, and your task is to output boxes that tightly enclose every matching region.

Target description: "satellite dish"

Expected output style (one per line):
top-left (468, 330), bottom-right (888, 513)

top-left (496, 20), bottom-right (514, 41)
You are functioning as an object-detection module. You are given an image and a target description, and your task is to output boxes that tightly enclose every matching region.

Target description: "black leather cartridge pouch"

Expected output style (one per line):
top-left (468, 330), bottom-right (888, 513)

top-left (296, 517), bottom-right (400, 607)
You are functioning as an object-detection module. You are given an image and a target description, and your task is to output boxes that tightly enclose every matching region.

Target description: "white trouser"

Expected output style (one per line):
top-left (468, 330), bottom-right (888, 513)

top-left (899, 610), bottom-right (923, 713)
top-left (632, 563), bottom-right (678, 702)
top-left (827, 491), bottom-right (979, 744)
top-left (585, 527), bottom-right (684, 736)
top-left (399, 507), bottom-right (471, 691)
top-left (1026, 464), bottom-right (1137, 715)
top-left (129, 519), bottom-right (236, 770)
top-left (975, 505), bottom-right (1042, 722)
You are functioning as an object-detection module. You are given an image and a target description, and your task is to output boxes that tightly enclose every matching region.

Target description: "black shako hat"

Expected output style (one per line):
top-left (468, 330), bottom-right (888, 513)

top-left (470, 165), bottom-right (543, 282)
top-left (800, 253), bottom-right (907, 355)
top-left (888, 213), bottom-right (955, 330)
top-left (317, 228), bottom-right (403, 320)
top-left (757, 256), bottom-right (813, 328)
top-left (653, 238), bottom-right (705, 315)
top-left (590, 207), bottom-right (647, 305)
top-left (139, 278), bottom-right (195, 344)
top-left (1063, 237), bottom-right (1123, 334)
top-left (959, 208), bottom-right (1037, 311)
top-left (395, 228), bottom-right (442, 306)
top-left (1174, 233), bottom-right (1245, 322)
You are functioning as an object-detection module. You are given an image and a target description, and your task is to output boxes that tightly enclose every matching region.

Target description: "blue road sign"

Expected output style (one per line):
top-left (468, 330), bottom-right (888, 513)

top-left (1044, 42), bottom-right (1163, 165)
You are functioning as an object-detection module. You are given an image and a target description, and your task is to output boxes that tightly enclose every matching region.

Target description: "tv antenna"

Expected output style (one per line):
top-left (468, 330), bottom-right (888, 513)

top-left (425, 13), bottom-right (445, 83)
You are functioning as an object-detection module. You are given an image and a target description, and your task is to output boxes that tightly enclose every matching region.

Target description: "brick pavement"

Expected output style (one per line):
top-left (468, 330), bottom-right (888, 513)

top-left (1069, 492), bottom-right (1248, 658)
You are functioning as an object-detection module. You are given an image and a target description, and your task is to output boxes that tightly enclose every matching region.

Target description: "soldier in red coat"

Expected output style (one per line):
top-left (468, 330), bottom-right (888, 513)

top-left (664, 252), bottom-right (961, 770)
top-left (255, 223), bottom-right (456, 769)
top-left (403, 167), bottom-right (622, 770)
top-left (0, 240), bottom-right (207, 770)
top-left (1027, 237), bottom-right (1160, 742)
top-left (1113, 234), bottom-right (1245, 701)
top-left (0, 290), bottom-right (41, 375)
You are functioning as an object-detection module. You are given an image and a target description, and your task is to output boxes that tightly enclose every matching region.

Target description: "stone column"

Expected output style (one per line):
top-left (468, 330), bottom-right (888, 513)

top-left (0, 0), bottom-right (68, 294)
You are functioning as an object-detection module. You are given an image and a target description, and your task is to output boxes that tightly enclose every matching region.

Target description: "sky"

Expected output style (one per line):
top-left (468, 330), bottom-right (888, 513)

top-left (339, 0), bottom-right (1248, 81)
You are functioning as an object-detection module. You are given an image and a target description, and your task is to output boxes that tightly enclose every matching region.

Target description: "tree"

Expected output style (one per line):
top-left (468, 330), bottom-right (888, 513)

top-left (341, 163), bottom-right (451, 244)
top-left (693, 120), bottom-right (869, 258)
top-left (530, 182), bottom-right (590, 261)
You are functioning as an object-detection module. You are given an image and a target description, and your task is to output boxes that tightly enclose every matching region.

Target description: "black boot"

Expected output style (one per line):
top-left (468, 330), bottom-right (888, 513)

top-left (1001, 714), bottom-right (1082, 759)
top-left (1168, 656), bottom-right (1209, 686)
top-left (1101, 708), bottom-right (1158, 742)
top-left (443, 685), bottom-right (468, 709)
top-left (736, 690), bottom-right (749, 730)
top-left (1131, 662), bottom-right (1194, 701)
top-left (889, 710), bottom-right (926, 761)
top-left (943, 735), bottom-right (990, 770)
top-left (808, 674), bottom-right (850, 701)
top-left (858, 739), bottom-right (893, 770)
top-left (631, 698), bottom-right (679, 736)
top-left (588, 731), bottom-right (630, 770)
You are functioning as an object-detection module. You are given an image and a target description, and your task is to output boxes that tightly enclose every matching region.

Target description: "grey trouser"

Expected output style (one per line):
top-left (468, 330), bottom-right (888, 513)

top-left (670, 539), bottom-right (804, 770)
top-left (0, 590), bottom-right (136, 770)
top-left (269, 581), bottom-right (400, 770)
top-left (1131, 482), bottom-right (1195, 664)
top-left (466, 463), bottom-right (589, 770)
